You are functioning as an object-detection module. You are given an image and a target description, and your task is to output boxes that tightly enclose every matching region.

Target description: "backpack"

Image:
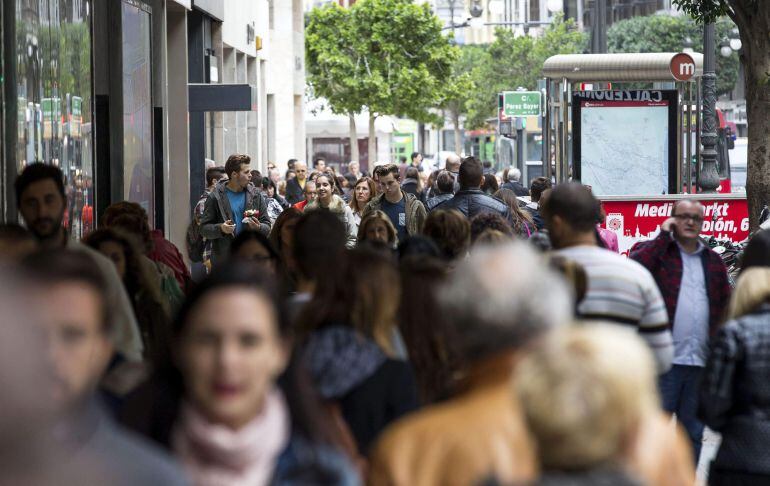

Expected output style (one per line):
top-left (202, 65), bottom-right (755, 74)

top-left (186, 220), bottom-right (205, 263)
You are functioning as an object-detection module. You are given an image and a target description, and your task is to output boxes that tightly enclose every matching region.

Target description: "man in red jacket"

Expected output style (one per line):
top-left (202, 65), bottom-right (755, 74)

top-left (630, 199), bottom-right (731, 464)
top-left (292, 180), bottom-right (317, 212)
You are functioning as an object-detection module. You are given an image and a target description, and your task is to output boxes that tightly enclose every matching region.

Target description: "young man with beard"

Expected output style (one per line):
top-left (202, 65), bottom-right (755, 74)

top-left (14, 163), bottom-right (143, 362)
top-left (200, 154), bottom-right (271, 267)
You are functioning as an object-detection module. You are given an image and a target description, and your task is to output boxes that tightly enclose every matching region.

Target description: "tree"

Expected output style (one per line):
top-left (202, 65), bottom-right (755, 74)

top-left (464, 15), bottom-right (587, 130)
top-left (306, 0), bottom-right (456, 165)
top-left (439, 45), bottom-right (482, 154)
top-left (673, 0), bottom-right (770, 230)
top-left (608, 15), bottom-right (739, 95)
top-left (306, 6), bottom-right (365, 164)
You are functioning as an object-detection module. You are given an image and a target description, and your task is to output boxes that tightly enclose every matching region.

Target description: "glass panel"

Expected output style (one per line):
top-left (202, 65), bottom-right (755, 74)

top-left (121, 1), bottom-right (154, 220)
top-left (15, 0), bottom-right (94, 238)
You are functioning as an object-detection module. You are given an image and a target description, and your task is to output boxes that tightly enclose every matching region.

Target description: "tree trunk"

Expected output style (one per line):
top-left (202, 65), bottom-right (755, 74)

top-left (349, 113), bottom-right (359, 167)
top-left (452, 110), bottom-right (462, 155)
top-left (733, 4), bottom-right (770, 231)
top-left (417, 122), bottom-right (426, 154)
top-left (368, 113), bottom-right (377, 167)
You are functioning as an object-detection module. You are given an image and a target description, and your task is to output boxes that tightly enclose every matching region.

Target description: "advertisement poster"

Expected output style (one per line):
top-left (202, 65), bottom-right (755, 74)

top-left (600, 196), bottom-right (749, 255)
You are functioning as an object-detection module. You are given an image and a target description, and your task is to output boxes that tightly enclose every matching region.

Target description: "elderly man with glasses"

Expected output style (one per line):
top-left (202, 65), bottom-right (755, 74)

top-left (630, 199), bottom-right (731, 465)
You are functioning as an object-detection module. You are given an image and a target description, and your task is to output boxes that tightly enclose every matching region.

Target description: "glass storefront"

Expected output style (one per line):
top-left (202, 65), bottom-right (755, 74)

top-left (121, 0), bottom-right (154, 219)
top-left (14, 0), bottom-right (93, 237)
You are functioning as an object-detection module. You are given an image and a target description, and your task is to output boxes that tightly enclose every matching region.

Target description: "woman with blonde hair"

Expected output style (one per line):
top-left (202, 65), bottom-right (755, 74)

top-left (700, 267), bottom-right (770, 485)
top-left (515, 324), bottom-right (687, 486)
top-left (349, 177), bottom-right (377, 225)
top-left (358, 210), bottom-right (398, 248)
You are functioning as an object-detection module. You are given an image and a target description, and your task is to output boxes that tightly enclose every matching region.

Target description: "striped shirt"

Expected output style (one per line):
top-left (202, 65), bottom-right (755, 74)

top-left (556, 246), bottom-right (674, 373)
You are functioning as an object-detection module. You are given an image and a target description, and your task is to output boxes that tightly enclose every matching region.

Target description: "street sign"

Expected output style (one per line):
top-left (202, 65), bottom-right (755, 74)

top-left (503, 91), bottom-right (541, 117)
top-left (670, 53), bottom-right (696, 82)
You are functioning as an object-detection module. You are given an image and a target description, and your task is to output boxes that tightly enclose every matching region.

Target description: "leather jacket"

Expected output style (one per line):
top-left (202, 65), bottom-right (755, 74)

top-left (700, 304), bottom-right (770, 475)
top-left (434, 189), bottom-right (513, 224)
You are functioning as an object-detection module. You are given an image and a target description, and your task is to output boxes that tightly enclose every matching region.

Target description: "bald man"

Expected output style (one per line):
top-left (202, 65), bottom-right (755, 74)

top-left (285, 161), bottom-right (308, 205)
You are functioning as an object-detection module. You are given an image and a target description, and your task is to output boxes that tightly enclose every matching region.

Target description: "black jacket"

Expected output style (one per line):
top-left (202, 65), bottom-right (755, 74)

top-left (501, 180), bottom-right (529, 197)
top-left (199, 181), bottom-right (271, 266)
top-left (700, 304), bottom-right (770, 475)
top-left (285, 178), bottom-right (305, 205)
top-left (303, 326), bottom-right (419, 455)
top-left (434, 188), bottom-right (513, 224)
top-left (524, 205), bottom-right (546, 231)
top-left (426, 193), bottom-right (453, 212)
top-left (401, 178), bottom-right (423, 202)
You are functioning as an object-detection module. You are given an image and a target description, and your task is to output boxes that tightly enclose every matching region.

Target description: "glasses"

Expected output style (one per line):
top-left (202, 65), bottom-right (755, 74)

top-left (673, 214), bottom-right (704, 224)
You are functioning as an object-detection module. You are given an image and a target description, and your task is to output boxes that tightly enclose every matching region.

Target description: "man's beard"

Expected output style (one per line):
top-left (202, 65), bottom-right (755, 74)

top-left (29, 212), bottom-right (64, 242)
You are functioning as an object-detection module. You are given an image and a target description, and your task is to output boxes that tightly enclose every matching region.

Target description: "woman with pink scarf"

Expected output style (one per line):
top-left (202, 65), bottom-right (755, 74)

top-left (121, 265), bottom-right (360, 486)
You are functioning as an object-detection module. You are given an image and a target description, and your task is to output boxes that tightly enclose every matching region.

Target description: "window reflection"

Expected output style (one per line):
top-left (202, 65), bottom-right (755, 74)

top-left (16, 0), bottom-right (93, 238)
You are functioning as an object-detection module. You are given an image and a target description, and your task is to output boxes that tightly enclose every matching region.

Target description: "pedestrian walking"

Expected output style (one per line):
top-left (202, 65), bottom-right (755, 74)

top-left (22, 251), bottom-right (188, 484)
top-left (699, 267), bottom-right (770, 485)
top-left (434, 157), bottom-right (513, 224)
top-left (285, 161), bottom-right (309, 205)
top-left (349, 176), bottom-right (376, 225)
top-left (199, 154), bottom-right (271, 267)
top-left (229, 229), bottom-right (280, 276)
top-left (401, 167), bottom-right (423, 201)
top-left (120, 265), bottom-right (360, 485)
top-left (524, 177), bottom-right (551, 230)
top-left (369, 242), bottom-right (571, 486)
top-left (739, 228), bottom-right (770, 272)
top-left (305, 173), bottom-right (357, 248)
top-left (362, 164), bottom-right (427, 241)
top-left (292, 180), bottom-right (318, 212)
top-left (358, 210), bottom-right (398, 249)
top-left (630, 199), bottom-right (731, 461)
top-left (494, 188), bottom-right (535, 237)
top-left (422, 209), bottom-right (470, 262)
top-left (14, 163), bottom-right (143, 361)
top-left (501, 167), bottom-right (529, 197)
top-left (298, 248), bottom-right (418, 455)
top-left (425, 171), bottom-right (455, 212)
top-left (261, 177), bottom-right (284, 224)
top-left (543, 183), bottom-right (674, 372)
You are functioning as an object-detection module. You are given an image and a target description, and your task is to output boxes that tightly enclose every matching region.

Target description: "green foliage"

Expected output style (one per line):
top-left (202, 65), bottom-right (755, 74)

top-left (607, 15), bottom-right (739, 95)
top-left (671, 0), bottom-right (731, 24)
top-left (305, 0), bottom-right (456, 122)
top-left (463, 15), bottom-right (587, 129)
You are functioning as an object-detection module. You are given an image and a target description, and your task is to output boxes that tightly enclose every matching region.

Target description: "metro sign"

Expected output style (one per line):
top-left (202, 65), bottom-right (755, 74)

top-left (670, 53), bottom-right (697, 81)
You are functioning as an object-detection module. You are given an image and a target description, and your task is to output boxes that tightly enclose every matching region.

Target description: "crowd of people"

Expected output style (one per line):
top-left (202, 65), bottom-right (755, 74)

top-left (2, 153), bottom-right (770, 486)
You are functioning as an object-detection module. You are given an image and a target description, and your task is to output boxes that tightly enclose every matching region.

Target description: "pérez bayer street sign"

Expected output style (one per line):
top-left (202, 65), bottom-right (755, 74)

top-left (503, 91), bottom-right (541, 117)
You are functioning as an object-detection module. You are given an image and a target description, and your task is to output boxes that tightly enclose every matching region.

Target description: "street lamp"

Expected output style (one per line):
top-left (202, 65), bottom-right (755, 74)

top-left (547, 0), bottom-right (563, 12)
top-left (470, 0), bottom-right (484, 18)
top-left (729, 28), bottom-right (742, 51)
top-left (683, 37), bottom-right (694, 54)
top-left (487, 0), bottom-right (505, 15)
top-left (720, 40), bottom-right (733, 58)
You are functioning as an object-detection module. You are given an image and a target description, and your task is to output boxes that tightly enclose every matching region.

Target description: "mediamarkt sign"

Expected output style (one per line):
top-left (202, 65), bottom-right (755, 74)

top-left (600, 197), bottom-right (749, 255)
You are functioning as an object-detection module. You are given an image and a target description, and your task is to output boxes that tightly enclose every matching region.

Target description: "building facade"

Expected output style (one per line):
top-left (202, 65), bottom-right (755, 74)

top-left (1, 0), bottom-right (305, 257)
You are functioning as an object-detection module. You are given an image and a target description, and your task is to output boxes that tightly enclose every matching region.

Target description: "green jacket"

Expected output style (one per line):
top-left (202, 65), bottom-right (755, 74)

top-left (361, 190), bottom-right (427, 237)
top-left (200, 181), bottom-right (271, 266)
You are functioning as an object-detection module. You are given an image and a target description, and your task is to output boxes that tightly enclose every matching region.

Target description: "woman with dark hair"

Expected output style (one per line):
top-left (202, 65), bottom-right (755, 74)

top-left (401, 167), bottom-right (423, 201)
top-left (230, 230), bottom-right (280, 275)
top-left (268, 208), bottom-right (304, 294)
top-left (481, 173), bottom-right (499, 195)
top-left (494, 189), bottom-right (535, 238)
top-left (305, 173), bottom-right (357, 248)
top-left (422, 210), bottom-right (471, 262)
top-left (261, 177), bottom-right (285, 223)
top-left (397, 235), bottom-right (442, 262)
top-left (740, 229), bottom-right (770, 273)
top-left (84, 227), bottom-right (171, 362)
top-left (349, 177), bottom-right (376, 226)
top-left (297, 248), bottom-right (418, 455)
top-left (120, 265), bottom-right (359, 484)
top-left (398, 256), bottom-right (460, 404)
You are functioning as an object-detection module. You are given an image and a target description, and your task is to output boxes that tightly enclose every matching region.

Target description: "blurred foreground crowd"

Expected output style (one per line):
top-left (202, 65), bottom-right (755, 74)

top-left (2, 154), bottom-right (770, 486)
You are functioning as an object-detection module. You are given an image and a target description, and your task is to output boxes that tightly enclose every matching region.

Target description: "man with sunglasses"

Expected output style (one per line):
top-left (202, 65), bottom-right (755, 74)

top-left (630, 199), bottom-right (731, 464)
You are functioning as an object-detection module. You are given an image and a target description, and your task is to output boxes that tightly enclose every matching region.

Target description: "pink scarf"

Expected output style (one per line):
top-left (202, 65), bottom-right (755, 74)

top-left (173, 389), bottom-right (290, 486)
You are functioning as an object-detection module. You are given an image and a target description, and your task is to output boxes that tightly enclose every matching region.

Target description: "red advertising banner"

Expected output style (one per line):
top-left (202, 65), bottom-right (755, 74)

top-left (600, 195), bottom-right (749, 255)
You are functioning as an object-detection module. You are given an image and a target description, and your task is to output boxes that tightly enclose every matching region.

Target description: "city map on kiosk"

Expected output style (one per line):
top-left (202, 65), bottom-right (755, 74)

top-left (572, 90), bottom-right (679, 196)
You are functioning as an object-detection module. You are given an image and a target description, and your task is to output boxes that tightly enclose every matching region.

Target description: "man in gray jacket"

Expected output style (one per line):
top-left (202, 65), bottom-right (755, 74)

top-left (200, 154), bottom-right (271, 267)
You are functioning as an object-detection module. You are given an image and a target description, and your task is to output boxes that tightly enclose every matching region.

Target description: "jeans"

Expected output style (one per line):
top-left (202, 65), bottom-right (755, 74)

top-left (659, 364), bottom-right (705, 464)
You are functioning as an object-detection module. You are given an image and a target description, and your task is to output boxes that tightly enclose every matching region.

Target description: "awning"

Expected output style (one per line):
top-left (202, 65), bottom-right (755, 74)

top-left (543, 52), bottom-right (704, 82)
